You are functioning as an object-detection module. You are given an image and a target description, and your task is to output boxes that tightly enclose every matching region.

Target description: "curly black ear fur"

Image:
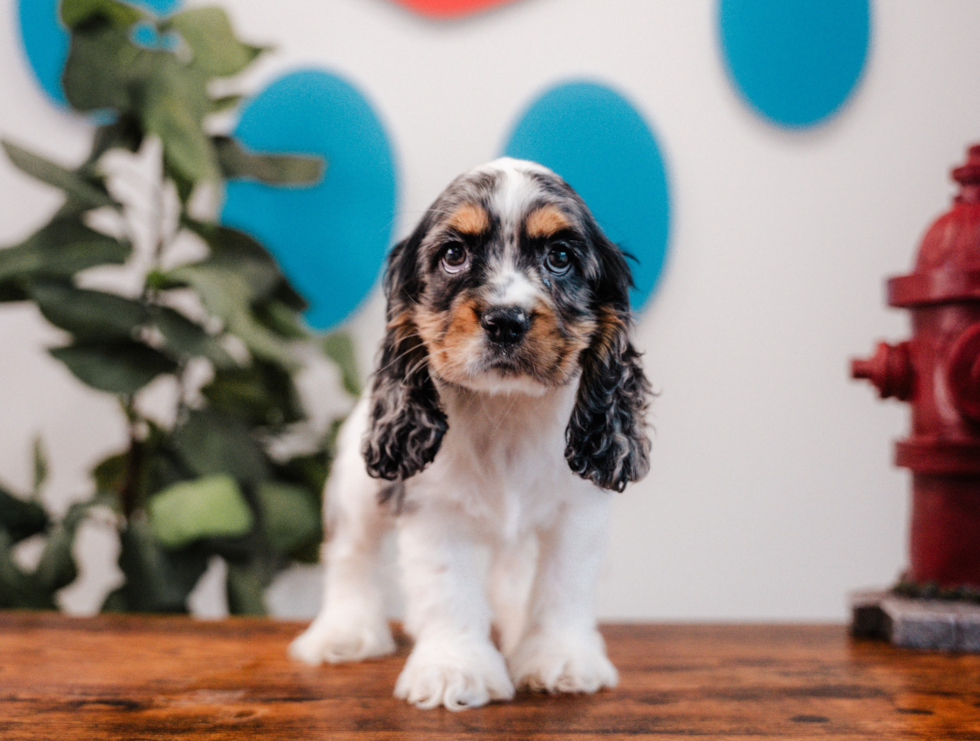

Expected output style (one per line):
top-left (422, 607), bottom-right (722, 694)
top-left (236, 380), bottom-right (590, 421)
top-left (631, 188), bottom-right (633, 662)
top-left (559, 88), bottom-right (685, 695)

top-left (362, 230), bottom-right (448, 481)
top-left (565, 229), bottom-right (652, 492)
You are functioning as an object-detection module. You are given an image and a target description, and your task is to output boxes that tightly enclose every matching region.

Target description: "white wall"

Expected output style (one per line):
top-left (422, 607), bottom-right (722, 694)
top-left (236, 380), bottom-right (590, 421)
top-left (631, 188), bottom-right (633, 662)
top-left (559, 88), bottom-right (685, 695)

top-left (3, 0), bottom-right (980, 621)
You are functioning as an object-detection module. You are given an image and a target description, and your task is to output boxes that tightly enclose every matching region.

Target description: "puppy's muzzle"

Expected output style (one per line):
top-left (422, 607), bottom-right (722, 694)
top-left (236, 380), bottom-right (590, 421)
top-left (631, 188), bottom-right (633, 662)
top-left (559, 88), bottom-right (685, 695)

top-left (481, 306), bottom-right (530, 346)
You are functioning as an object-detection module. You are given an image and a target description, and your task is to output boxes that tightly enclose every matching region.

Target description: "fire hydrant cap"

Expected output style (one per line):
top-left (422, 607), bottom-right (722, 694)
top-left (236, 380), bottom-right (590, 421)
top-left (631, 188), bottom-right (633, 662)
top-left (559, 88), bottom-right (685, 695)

top-left (888, 145), bottom-right (980, 307)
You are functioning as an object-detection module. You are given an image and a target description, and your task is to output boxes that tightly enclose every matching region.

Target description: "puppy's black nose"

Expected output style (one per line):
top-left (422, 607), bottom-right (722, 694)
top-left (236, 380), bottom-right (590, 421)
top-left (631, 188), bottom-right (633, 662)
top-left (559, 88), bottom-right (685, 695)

top-left (481, 306), bottom-right (530, 345)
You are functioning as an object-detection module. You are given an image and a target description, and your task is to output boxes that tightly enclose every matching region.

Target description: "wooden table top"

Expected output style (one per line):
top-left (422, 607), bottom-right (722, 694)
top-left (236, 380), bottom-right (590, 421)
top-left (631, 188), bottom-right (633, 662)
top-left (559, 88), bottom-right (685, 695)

top-left (1, 612), bottom-right (979, 740)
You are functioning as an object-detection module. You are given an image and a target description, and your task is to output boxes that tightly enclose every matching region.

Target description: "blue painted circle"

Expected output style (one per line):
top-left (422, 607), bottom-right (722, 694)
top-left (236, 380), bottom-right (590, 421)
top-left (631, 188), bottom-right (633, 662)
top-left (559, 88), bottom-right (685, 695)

top-left (503, 81), bottom-right (670, 311)
top-left (221, 69), bottom-right (397, 331)
top-left (17, 0), bottom-right (180, 107)
top-left (719, 0), bottom-right (870, 128)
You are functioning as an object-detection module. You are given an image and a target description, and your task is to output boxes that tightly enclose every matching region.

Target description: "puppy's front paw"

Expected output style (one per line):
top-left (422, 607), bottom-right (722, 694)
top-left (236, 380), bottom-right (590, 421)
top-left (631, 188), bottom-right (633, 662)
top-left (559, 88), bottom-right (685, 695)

top-left (510, 629), bottom-right (618, 694)
top-left (395, 639), bottom-right (515, 711)
top-left (289, 610), bottom-right (395, 665)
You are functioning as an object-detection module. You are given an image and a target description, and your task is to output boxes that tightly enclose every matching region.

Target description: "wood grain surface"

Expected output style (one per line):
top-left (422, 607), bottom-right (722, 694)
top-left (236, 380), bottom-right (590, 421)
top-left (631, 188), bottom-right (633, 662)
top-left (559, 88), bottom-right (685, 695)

top-left (1, 612), bottom-right (979, 739)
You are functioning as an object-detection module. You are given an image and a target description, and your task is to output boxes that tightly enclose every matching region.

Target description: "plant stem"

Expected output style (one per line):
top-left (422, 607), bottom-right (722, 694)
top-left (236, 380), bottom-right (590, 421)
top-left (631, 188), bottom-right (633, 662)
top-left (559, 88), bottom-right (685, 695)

top-left (119, 398), bottom-right (142, 520)
top-left (119, 151), bottom-right (172, 520)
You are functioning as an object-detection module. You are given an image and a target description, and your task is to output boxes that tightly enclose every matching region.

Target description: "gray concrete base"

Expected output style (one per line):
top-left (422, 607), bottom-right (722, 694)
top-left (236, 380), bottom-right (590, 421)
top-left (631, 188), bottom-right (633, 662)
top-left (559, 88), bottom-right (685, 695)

top-left (850, 589), bottom-right (980, 652)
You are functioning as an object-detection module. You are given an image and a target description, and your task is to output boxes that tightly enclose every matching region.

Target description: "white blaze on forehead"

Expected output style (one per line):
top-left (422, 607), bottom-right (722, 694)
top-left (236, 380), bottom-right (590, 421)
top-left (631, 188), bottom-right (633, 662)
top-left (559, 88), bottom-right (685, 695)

top-left (472, 158), bottom-right (554, 308)
top-left (479, 156), bottom-right (555, 177)
top-left (487, 265), bottom-right (541, 308)
top-left (473, 156), bottom-right (555, 182)
top-left (473, 157), bottom-right (554, 232)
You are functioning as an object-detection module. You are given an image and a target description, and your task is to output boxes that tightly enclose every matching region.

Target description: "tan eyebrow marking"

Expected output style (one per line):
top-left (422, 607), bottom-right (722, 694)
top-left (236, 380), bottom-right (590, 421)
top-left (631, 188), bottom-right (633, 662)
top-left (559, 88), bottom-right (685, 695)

top-left (445, 203), bottom-right (490, 235)
top-left (525, 205), bottom-right (573, 239)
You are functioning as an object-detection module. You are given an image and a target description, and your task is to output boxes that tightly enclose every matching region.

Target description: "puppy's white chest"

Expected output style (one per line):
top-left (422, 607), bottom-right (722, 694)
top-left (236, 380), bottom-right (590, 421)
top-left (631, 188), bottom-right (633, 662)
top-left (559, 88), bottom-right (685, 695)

top-left (414, 384), bottom-right (581, 537)
top-left (473, 434), bottom-right (561, 536)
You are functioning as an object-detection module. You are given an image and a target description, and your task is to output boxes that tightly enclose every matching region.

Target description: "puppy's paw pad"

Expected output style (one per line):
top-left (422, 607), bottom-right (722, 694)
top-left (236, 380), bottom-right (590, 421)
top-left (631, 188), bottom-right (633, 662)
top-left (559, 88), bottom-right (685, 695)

top-left (395, 642), bottom-right (514, 711)
top-left (510, 631), bottom-right (618, 694)
top-left (289, 617), bottom-right (395, 665)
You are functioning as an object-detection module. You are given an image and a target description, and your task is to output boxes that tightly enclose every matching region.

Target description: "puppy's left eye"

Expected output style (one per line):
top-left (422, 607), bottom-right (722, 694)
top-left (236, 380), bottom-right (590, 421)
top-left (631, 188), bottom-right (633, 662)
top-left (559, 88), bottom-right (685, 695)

top-left (544, 244), bottom-right (572, 275)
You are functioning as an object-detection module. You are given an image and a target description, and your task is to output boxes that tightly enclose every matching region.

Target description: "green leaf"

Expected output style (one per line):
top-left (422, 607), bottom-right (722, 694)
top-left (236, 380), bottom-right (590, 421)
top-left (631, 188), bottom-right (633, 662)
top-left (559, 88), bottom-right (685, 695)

top-left (164, 7), bottom-right (265, 77)
top-left (211, 94), bottom-right (243, 113)
top-left (253, 299), bottom-right (307, 340)
top-left (63, 22), bottom-right (133, 111)
top-left (50, 340), bottom-right (177, 394)
top-left (92, 451), bottom-right (127, 496)
top-left (34, 501), bottom-right (91, 594)
top-left (35, 528), bottom-right (78, 594)
top-left (165, 161), bottom-right (196, 204)
top-left (0, 280), bottom-right (29, 303)
top-left (90, 116), bottom-right (144, 163)
top-left (141, 56), bottom-right (218, 183)
top-left (172, 409), bottom-right (271, 484)
top-left (61, 0), bottom-right (146, 29)
top-left (290, 540), bottom-right (322, 565)
top-left (255, 481), bottom-right (320, 556)
top-left (168, 241), bottom-right (277, 300)
top-left (324, 417), bottom-right (344, 460)
top-left (147, 451), bottom-right (191, 505)
top-left (0, 487), bottom-right (49, 543)
top-left (52, 195), bottom-right (94, 221)
top-left (92, 430), bottom-right (187, 515)
top-left (274, 453), bottom-right (328, 500)
top-left (32, 437), bottom-right (48, 496)
top-left (213, 136), bottom-right (323, 186)
top-left (0, 217), bottom-right (130, 283)
top-left (202, 361), bottom-right (304, 427)
top-left (167, 249), bottom-right (299, 369)
top-left (152, 307), bottom-right (236, 368)
top-left (100, 587), bottom-right (128, 611)
top-left (183, 221), bottom-right (282, 279)
top-left (225, 560), bottom-right (267, 616)
top-left (30, 281), bottom-right (149, 340)
top-left (322, 332), bottom-right (362, 397)
top-left (110, 518), bottom-right (209, 612)
top-left (147, 474), bottom-right (254, 549)
top-left (2, 140), bottom-right (118, 210)
top-left (202, 292), bottom-right (298, 368)
top-left (0, 529), bottom-right (53, 609)
top-left (273, 280), bottom-right (309, 312)
top-left (201, 368), bottom-right (271, 422)
top-left (269, 454), bottom-right (328, 565)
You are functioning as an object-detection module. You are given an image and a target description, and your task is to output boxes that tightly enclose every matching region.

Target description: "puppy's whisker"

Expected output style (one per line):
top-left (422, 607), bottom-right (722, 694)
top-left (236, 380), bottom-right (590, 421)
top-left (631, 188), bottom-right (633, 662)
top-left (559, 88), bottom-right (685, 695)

top-left (372, 327), bottom-right (430, 376)
top-left (372, 347), bottom-right (418, 378)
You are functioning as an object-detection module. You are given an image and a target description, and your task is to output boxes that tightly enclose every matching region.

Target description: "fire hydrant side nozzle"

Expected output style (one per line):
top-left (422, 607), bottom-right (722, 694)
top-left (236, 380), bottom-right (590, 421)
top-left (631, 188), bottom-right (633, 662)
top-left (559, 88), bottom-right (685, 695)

top-left (851, 341), bottom-right (914, 401)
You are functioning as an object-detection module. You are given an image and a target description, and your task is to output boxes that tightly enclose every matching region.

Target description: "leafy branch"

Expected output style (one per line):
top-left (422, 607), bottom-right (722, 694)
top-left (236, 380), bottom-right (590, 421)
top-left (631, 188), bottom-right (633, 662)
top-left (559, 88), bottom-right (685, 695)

top-left (0, 0), bottom-right (356, 614)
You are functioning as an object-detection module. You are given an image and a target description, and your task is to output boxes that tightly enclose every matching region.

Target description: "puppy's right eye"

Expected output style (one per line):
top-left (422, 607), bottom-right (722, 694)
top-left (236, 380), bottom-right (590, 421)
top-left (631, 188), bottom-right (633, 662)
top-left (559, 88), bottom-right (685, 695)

top-left (441, 243), bottom-right (468, 273)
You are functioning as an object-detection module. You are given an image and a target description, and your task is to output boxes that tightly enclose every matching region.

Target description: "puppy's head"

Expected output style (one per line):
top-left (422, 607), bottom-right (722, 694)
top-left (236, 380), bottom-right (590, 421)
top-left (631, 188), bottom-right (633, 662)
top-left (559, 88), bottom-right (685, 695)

top-left (363, 158), bottom-right (651, 491)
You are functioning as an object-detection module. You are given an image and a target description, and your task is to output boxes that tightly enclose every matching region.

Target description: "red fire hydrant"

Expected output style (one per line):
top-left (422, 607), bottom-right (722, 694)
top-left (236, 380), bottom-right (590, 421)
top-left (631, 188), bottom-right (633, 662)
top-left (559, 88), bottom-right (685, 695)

top-left (853, 144), bottom-right (980, 590)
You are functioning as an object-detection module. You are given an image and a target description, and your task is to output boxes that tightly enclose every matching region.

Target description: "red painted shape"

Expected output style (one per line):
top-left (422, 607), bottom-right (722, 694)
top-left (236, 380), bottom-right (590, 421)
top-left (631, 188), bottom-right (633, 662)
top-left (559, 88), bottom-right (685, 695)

top-left (387, 0), bottom-right (519, 18)
top-left (853, 144), bottom-right (980, 589)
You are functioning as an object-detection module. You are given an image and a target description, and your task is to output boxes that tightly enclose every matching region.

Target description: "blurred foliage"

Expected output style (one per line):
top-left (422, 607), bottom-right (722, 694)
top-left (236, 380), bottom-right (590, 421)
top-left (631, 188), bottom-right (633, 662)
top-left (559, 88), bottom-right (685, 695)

top-left (0, 0), bottom-right (360, 615)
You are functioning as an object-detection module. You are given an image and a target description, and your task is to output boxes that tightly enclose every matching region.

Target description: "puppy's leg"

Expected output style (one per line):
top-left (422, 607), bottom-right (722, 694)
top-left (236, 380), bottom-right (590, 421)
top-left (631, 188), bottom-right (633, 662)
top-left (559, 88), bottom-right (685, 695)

top-left (289, 401), bottom-right (396, 664)
top-left (394, 508), bottom-right (515, 711)
top-left (489, 535), bottom-right (538, 658)
top-left (509, 491), bottom-right (618, 694)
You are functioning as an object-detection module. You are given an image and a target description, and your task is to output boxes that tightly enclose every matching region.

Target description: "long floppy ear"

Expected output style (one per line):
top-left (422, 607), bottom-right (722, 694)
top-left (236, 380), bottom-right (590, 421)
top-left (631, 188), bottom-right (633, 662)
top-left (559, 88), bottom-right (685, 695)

top-left (362, 230), bottom-right (448, 481)
top-left (565, 232), bottom-right (652, 492)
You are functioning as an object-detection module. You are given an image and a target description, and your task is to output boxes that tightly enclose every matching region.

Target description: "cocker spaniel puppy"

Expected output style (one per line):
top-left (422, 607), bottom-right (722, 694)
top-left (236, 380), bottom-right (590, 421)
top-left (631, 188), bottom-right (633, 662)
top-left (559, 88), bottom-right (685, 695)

top-left (290, 158), bottom-right (652, 711)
